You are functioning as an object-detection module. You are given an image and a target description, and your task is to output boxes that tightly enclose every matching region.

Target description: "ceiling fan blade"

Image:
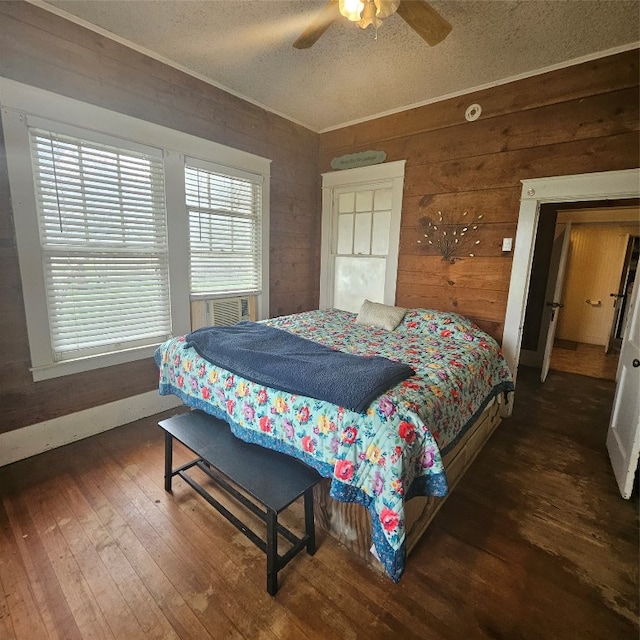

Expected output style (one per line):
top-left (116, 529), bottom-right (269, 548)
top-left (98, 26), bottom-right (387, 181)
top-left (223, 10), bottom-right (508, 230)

top-left (293, 0), bottom-right (340, 49)
top-left (396, 0), bottom-right (452, 46)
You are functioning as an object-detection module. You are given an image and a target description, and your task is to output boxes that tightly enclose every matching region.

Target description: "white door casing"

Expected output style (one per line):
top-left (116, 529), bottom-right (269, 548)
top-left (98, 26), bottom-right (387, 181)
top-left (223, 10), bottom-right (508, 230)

top-left (606, 275), bottom-right (640, 499)
top-left (502, 169), bottom-right (640, 381)
top-left (540, 224), bottom-right (571, 383)
top-left (320, 161), bottom-right (405, 312)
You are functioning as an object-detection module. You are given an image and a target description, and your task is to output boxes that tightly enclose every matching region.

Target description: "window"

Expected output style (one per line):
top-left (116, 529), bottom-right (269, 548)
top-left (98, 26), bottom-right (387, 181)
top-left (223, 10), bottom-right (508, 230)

top-left (1, 78), bottom-right (270, 381)
top-left (185, 161), bottom-right (262, 297)
top-left (30, 129), bottom-right (171, 361)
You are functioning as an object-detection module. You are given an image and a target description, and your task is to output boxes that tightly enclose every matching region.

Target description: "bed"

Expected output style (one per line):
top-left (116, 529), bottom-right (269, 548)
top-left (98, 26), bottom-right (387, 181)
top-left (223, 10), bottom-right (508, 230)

top-left (154, 306), bottom-right (514, 582)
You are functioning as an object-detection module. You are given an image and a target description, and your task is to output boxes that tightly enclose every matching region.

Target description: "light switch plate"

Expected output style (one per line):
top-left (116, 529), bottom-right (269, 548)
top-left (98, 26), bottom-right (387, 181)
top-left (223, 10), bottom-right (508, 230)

top-left (502, 237), bottom-right (513, 252)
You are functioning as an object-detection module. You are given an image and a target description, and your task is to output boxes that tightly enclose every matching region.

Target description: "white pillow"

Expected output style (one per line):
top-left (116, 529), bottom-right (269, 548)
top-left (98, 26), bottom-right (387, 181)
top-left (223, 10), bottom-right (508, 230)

top-left (355, 299), bottom-right (407, 331)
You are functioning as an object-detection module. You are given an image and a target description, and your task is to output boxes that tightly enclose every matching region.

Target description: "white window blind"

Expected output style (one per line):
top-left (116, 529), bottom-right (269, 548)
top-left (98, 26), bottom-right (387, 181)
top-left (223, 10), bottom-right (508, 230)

top-left (185, 163), bottom-right (262, 297)
top-left (30, 128), bottom-right (171, 361)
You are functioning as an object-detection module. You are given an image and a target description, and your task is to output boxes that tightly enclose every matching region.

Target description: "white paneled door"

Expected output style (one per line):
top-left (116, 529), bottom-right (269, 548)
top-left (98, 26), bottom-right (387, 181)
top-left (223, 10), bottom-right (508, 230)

top-left (320, 161), bottom-right (405, 313)
top-left (606, 276), bottom-right (640, 499)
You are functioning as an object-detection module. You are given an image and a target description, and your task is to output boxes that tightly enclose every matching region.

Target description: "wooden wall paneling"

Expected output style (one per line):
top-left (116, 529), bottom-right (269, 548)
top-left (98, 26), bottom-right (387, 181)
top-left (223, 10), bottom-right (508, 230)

top-left (396, 284), bottom-right (508, 324)
top-left (398, 255), bottom-right (513, 292)
top-left (401, 188), bottom-right (522, 226)
top-left (270, 180), bottom-right (321, 216)
top-left (270, 210), bottom-right (320, 238)
top-left (0, 2), bottom-right (321, 432)
top-left (1, 359), bottom-right (160, 434)
top-left (355, 87), bottom-right (640, 171)
top-left (0, 126), bottom-right (14, 242)
top-left (401, 223), bottom-right (518, 257)
top-left (402, 132), bottom-right (639, 196)
top-left (320, 50), bottom-right (639, 152)
top-left (320, 53), bottom-right (639, 344)
top-left (0, 5), bottom-right (273, 152)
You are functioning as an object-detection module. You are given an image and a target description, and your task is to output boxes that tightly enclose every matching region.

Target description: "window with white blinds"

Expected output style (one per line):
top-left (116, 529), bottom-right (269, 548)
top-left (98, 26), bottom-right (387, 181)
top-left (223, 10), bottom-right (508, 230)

top-left (30, 129), bottom-right (171, 361)
top-left (2, 79), bottom-right (270, 380)
top-left (185, 163), bottom-right (262, 297)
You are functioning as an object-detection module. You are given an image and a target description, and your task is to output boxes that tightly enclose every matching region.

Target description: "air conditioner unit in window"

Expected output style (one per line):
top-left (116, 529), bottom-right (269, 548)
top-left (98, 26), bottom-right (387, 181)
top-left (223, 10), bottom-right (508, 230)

top-left (190, 296), bottom-right (255, 330)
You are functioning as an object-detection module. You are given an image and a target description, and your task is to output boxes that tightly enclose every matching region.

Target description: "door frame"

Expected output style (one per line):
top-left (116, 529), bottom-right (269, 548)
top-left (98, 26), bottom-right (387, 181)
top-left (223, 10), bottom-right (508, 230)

top-left (319, 160), bottom-right (406, 310)
top-left (502, 168), bottom-right (640, 381)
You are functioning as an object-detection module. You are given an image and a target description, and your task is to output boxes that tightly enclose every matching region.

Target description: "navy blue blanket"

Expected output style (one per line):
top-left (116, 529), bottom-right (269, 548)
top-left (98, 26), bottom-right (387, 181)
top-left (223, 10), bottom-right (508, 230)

top-left (184, 321), bottom-right (415, 413)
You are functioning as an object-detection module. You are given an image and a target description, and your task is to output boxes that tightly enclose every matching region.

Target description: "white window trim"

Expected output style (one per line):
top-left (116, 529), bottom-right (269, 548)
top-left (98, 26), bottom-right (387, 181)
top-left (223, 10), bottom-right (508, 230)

top-left (319, 160), bottom-right (406, 309)
top-left (0, 78), bottom-right (271, 381)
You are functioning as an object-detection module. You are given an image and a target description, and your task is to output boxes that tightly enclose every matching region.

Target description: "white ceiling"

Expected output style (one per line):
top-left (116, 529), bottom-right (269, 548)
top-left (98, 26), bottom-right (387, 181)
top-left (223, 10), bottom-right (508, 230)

top-left (37, 0), bottom-right (640, 132)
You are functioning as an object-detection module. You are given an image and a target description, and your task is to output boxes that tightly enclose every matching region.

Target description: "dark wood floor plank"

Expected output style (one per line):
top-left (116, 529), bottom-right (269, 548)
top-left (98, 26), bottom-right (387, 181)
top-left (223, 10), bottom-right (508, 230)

top-left (0, 582), bottom-right (16, 640)
top-left (56, 477), bottom-right (181, 640)
top-left (0, 369), bottom-right (637, 640)
top-left (93, 422), bottom-right (321, 640)
top-left (1, 496), bottom-right (82, 640)
top-left (306, 537), bottom-right (461, 640)
top-left (68, 459), bottom-right (220, 640)
top-left (32, 475), bottom-right (164, 640)
top-left (19, 483), bottom-right (116, 640)
top-left (0, 500), bottom-right (48, 640)
top-left (87, 449), bottom-right (277, 640)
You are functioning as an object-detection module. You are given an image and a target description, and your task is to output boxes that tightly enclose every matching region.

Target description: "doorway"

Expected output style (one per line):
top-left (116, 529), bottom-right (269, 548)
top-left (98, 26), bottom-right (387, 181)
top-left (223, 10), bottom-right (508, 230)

top-left (522, 205), bottom-right (640, 382)
top-left (502, 169), bottom-right (640, 500)
top-left (502, 169), bottom-right (640, 379)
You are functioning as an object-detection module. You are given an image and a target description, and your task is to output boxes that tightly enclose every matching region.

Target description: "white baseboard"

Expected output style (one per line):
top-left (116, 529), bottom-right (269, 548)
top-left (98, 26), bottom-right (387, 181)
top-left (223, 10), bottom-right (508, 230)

top-left (0, 391), bottom-right (182, 467)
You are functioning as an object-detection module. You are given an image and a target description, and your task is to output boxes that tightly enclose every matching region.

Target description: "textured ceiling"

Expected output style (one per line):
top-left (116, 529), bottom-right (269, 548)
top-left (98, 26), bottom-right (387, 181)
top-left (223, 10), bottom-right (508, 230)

top-left (38, 0), bottom-right (640, 132)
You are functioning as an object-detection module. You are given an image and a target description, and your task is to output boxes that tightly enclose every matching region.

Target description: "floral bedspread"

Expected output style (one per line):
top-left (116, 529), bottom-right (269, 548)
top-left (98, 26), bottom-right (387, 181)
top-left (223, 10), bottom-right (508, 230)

top-left (155, 308), bottom-right (514, 581)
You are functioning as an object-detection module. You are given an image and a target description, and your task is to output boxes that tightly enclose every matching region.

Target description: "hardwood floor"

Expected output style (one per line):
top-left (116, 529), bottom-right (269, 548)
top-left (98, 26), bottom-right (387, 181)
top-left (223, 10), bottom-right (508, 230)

top-left (0, 368), bottom-right (637, 639)
top-left (550, 341), bottom-right (620, 381)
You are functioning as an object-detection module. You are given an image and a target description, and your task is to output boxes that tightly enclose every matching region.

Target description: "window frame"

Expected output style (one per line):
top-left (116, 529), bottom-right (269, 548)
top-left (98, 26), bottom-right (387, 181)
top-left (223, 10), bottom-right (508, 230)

top-left (1, 78), bottom-right (270, 381)
top-left (185, 157), bottom-right (264, 299)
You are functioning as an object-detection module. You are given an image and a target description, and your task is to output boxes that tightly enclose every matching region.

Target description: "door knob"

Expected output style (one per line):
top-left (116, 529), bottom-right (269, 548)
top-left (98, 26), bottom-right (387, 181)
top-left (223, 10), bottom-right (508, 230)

top-left (633, 359), bottom-right (640, 368)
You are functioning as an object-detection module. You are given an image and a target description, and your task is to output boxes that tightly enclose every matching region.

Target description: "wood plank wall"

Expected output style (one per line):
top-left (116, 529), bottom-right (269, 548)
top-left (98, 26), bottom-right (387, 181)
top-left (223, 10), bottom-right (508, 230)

top-left (319, 49), bottom-right (640, 341)
top-left (1, 0), bottom-right (638, 436)
top-left (0, 2), bottom-right (321, 433)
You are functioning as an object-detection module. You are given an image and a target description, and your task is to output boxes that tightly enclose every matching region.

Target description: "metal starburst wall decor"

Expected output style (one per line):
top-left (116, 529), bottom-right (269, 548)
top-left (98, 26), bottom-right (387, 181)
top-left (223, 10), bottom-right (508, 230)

top-left (417, 210), bottom-right (482, 262)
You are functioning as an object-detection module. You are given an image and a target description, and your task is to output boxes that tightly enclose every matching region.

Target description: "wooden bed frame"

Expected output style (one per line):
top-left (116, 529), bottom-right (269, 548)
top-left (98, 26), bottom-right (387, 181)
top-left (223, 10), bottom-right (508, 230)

top-left (312, 392), bottom-right (511, 570)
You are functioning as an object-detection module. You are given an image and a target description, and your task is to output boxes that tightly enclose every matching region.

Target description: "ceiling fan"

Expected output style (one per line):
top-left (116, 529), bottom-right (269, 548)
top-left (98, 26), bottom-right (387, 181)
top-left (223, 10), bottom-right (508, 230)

top-left (293, 0), bottom-right (452, 49)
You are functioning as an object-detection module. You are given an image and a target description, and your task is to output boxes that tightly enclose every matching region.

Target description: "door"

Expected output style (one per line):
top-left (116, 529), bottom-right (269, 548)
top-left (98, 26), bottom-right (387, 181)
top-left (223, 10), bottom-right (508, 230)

top-left (541, 224), bottom-right (571, 382)
top-left (606, 235), bottom-right (637, 354)
top-left (319, 161), bottom-right (405, 313)
top-left (606, 276), bottom-right (640, 499)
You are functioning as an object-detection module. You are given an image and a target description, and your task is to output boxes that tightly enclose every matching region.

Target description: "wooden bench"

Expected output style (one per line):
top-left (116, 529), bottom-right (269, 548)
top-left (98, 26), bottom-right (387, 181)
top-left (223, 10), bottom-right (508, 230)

top-left (158, 410), bottom-right (321, 595)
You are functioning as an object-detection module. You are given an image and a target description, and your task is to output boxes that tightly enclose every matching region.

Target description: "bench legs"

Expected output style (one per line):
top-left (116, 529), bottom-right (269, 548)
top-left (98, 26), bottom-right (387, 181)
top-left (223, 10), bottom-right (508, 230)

top-left (303, 487), bottom-right (316, 556)
top-left (266, 509), bottom-right (278, 596)
top-left (163, 426), bottom-right (318, 596)
top-left (266, 489), bottom-right (315, 596)
top-left (164, 431), bottom-right (173, 492)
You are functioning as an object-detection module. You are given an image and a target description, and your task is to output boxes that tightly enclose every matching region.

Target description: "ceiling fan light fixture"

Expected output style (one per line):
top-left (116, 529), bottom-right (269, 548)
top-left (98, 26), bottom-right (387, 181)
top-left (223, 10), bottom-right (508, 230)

top-left (293, 0), bottom-right (452, 49)
top-left (339, 0), bottom-right (365, 21)
top-left (340, 0), bottom-right (401, 33)
top-left (356, 1), bottom-right (382, 29)
top-left (374, 0), bottom-right (401, 19)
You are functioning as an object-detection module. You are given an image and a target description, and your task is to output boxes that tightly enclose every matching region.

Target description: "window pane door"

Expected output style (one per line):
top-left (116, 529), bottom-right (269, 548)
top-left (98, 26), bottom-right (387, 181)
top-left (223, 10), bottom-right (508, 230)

top-left (320, 161), bottom-right (405, 314)
top-left (332, 186), bottom-right (393, 313)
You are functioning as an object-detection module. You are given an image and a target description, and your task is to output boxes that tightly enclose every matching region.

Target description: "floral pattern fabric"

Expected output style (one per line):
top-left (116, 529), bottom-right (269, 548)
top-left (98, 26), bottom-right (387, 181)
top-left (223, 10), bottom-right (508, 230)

top-left (155, 308), bottom-right (514, 581)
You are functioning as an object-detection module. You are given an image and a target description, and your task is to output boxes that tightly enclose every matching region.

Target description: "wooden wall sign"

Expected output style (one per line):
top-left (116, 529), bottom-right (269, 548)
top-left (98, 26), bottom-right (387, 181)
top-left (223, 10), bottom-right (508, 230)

top-left (330, 150), bottom-right (387, 170)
